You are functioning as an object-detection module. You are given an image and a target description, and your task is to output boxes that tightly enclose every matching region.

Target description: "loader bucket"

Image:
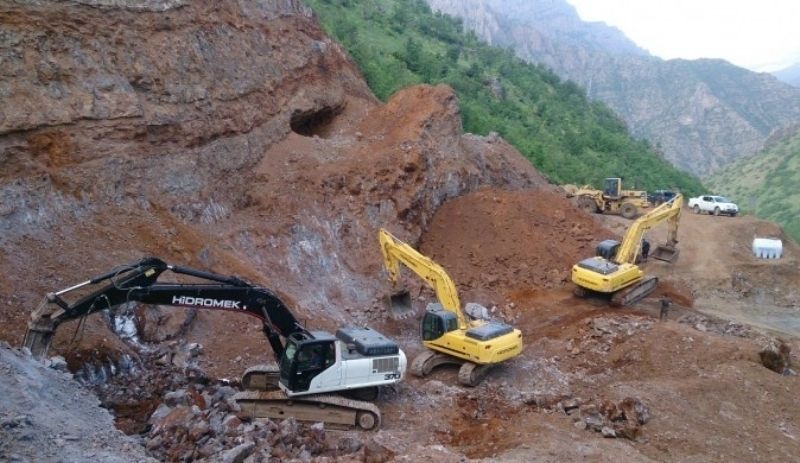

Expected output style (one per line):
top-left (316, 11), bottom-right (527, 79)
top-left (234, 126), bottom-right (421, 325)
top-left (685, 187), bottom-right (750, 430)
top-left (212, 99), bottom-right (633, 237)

top-left (651, 245), bottom-right (680, 263)
top-left (386, 290), bottom-right (414, 319)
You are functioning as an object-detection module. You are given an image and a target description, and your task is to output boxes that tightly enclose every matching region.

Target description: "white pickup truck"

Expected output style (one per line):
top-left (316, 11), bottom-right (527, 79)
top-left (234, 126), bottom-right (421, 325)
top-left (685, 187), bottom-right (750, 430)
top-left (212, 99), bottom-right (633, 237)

top-left (687, 195), bottom-right (739, 216)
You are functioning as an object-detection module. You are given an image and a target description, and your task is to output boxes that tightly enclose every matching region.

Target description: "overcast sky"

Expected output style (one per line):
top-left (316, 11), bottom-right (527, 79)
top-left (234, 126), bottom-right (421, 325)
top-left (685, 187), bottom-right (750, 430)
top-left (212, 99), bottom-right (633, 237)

top-left (566, 0), bottom-right (800, 72)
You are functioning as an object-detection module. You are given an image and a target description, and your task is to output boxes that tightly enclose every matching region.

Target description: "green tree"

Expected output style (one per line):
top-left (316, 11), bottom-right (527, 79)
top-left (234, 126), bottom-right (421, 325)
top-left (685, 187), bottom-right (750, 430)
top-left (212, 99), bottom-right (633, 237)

top-left (305, 0), bottom-right (705, 195)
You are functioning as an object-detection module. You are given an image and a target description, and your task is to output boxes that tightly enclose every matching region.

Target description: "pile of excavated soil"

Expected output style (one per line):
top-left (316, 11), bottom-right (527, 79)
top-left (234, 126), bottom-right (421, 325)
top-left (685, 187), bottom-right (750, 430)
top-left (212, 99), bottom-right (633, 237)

top-left (420, 186), bottom-right (612, 302)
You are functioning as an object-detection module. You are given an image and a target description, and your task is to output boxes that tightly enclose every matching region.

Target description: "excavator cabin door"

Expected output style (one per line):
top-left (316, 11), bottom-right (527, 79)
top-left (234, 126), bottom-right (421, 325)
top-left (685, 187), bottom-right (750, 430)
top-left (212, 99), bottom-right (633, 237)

top-left (421, 309), bottom-right (458, 341)
top-left (280, 339), bottom-right (336, 393)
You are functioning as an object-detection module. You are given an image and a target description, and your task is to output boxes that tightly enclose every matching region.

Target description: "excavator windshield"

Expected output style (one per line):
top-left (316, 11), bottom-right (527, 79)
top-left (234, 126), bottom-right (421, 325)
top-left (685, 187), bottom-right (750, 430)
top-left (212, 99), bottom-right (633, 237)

top-left (421, 307), bottom-right (459, 341)
top-left (278, 333), bottom-right (336, 393)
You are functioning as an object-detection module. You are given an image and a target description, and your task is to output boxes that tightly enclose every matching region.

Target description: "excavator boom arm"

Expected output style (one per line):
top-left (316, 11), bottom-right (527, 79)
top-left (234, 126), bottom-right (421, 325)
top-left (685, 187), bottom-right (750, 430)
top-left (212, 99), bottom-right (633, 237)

top-left (24, 257), bottom-right (302, 360)
top-left (378, 229), bottom-right (465, 329)
top-left (614, 194), bottom-right (683, 264)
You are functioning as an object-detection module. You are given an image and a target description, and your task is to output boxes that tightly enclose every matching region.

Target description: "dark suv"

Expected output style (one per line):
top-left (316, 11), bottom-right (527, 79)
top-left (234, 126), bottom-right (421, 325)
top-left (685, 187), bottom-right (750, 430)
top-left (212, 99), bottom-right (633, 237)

top-left (648, 190), bottom-right (677, 206)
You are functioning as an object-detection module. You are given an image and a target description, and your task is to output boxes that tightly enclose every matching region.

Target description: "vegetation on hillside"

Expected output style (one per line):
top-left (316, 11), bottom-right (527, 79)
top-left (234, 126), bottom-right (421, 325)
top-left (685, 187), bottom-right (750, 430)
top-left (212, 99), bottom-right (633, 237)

top-left (306, 0), bottom-right (704, 195)
top-left (707, 129), bottom-right (800, 243)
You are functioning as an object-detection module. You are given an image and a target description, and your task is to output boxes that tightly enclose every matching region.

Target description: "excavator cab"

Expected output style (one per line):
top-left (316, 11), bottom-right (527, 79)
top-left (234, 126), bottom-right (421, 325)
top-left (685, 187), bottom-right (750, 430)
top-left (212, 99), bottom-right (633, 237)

top-left (421, 305), bottom-right (459, 341)
top-left (279, 332), bottom-right (336, 394)
top-left (596, 239), bottom-right (621, 260)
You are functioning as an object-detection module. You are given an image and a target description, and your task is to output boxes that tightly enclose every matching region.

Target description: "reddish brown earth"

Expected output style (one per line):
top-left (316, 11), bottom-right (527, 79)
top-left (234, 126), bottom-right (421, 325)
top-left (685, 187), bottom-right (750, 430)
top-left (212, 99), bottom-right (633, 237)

top-left (2, 1), bottom-right (799, 462)
top-left (395, 197), bottom-right (800, 462)
top-left (0, 0), bottom-right (540, 377)
top-left (420, 187), bottom-right (611, 300)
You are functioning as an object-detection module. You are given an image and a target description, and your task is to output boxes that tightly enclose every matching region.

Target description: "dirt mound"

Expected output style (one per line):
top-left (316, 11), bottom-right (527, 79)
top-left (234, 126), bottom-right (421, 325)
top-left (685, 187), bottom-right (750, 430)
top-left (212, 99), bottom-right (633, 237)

top-left (420, 186), bottom-right (612, 301)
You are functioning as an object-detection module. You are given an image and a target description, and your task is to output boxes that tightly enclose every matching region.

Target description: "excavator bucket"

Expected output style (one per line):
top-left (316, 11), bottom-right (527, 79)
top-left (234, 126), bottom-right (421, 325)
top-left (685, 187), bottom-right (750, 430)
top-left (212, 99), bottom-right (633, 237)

top-left (23, 328), bottom-right (54, 359)
top-left (23, 296), bottom-right (60, 358)
top-left (651, 245), bottom-right (680, 263)
top-left (386, 290), bottom-right (414, 319)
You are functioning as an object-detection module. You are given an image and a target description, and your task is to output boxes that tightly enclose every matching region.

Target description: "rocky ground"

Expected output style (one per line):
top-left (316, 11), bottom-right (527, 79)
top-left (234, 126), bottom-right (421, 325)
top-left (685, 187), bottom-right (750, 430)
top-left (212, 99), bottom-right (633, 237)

top-left (4, 199), bottom-right (797, 462)
top-left (2, 1), bottom-right (800, 462)
top-left (0, 342), bottom-right (154, 462)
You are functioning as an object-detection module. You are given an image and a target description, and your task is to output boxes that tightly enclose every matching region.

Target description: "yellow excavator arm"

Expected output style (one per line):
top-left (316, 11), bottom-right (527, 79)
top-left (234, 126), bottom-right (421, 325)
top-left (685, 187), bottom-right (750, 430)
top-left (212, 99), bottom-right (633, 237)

top-left (378, 228), bottom-right (466, 329)
top-left (614, 194), bottom-right (683, 264)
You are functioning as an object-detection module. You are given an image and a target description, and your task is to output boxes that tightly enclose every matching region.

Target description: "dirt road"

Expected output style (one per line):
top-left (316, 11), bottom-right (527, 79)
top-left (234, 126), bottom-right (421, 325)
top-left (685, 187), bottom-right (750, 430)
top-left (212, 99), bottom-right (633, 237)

top-left (602, 205), bottom-right (800, 337)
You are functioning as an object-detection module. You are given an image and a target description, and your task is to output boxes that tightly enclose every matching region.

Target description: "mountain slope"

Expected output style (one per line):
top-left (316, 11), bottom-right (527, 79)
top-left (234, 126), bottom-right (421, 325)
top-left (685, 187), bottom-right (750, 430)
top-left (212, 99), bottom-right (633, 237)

top-left (774, 62), bottom-right (800, 88)
top-left (3, 3), bottom-right (800, 463)
top-left (305, 0), bottom-right (704, 194)
top-left (706, 127), bottom-right (800, 243)
top-left (425, 0), bottom-right (800, 176)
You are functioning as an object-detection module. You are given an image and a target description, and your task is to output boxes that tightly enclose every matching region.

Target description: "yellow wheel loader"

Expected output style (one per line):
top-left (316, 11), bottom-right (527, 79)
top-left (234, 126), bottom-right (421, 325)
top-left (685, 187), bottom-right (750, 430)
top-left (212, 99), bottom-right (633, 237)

top-left (565, 177), bottom-right (651, 219)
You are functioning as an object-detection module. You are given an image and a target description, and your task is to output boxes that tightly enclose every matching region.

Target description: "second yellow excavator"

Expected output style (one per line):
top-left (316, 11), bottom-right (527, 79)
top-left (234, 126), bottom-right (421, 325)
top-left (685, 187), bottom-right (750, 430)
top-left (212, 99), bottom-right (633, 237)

top-left (378, 228), bottom-right (523, 386)
top-left (571, 194), bottom-right (683, 306)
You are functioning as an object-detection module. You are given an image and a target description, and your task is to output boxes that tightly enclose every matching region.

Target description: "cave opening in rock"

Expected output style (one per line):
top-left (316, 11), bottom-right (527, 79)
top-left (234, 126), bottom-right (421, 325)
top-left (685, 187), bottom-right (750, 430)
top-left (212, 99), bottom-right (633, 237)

top-left (290, 105), bottom-right (343, 138)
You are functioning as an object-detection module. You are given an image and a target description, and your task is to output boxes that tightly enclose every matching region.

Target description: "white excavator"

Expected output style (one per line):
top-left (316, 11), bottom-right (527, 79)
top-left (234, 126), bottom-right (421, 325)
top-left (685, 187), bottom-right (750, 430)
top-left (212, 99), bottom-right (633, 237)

top-left (23, 257), bottom-right (406, 430)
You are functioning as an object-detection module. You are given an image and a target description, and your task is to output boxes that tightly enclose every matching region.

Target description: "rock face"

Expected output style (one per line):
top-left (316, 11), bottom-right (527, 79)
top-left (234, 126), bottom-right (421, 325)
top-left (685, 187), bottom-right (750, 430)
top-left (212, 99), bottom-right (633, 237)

top-left (0, 343), bottom-right (155, 462)
top-left (0, 0), bottom-right (542, 367)
top-left (425, 0), bottom-right (800, 176)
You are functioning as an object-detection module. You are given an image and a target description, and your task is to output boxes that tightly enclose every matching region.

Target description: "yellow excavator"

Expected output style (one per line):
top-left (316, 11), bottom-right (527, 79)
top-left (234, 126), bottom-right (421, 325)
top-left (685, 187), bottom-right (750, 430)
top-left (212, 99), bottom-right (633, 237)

top-left (378, 228), bottom-right (523, 386)
top-left (571, 194), bottom-right (683, 306)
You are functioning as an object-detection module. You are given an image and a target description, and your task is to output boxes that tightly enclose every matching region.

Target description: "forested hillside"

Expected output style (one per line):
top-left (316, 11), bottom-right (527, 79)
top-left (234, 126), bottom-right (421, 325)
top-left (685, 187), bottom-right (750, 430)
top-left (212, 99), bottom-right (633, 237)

top-left (707, 128), bottom-right (800, 242)
top-left (306, 0), bottom-right (704, 194)
top-left (424, 0), bottom-right (800, 177)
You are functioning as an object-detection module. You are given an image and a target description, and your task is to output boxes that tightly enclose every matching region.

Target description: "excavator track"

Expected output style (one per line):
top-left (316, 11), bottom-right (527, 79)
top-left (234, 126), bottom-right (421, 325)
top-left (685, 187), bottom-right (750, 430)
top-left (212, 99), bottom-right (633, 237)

top-left (611, 275), bottom-right (659, 307)
top-left (410, 350), bottom-right (462, 377)
top-left (457, 362), bottom-right (494, 387)
top-left (234, 390), bottom-right (381, 430)
top-left (241, 364), bottom-right (281, 391)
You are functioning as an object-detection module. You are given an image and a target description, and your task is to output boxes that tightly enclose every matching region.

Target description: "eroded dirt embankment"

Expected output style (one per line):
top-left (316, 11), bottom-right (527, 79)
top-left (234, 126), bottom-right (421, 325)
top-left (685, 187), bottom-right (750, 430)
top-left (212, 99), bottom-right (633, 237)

top-left (0, 342), bottom-right (154, 462)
